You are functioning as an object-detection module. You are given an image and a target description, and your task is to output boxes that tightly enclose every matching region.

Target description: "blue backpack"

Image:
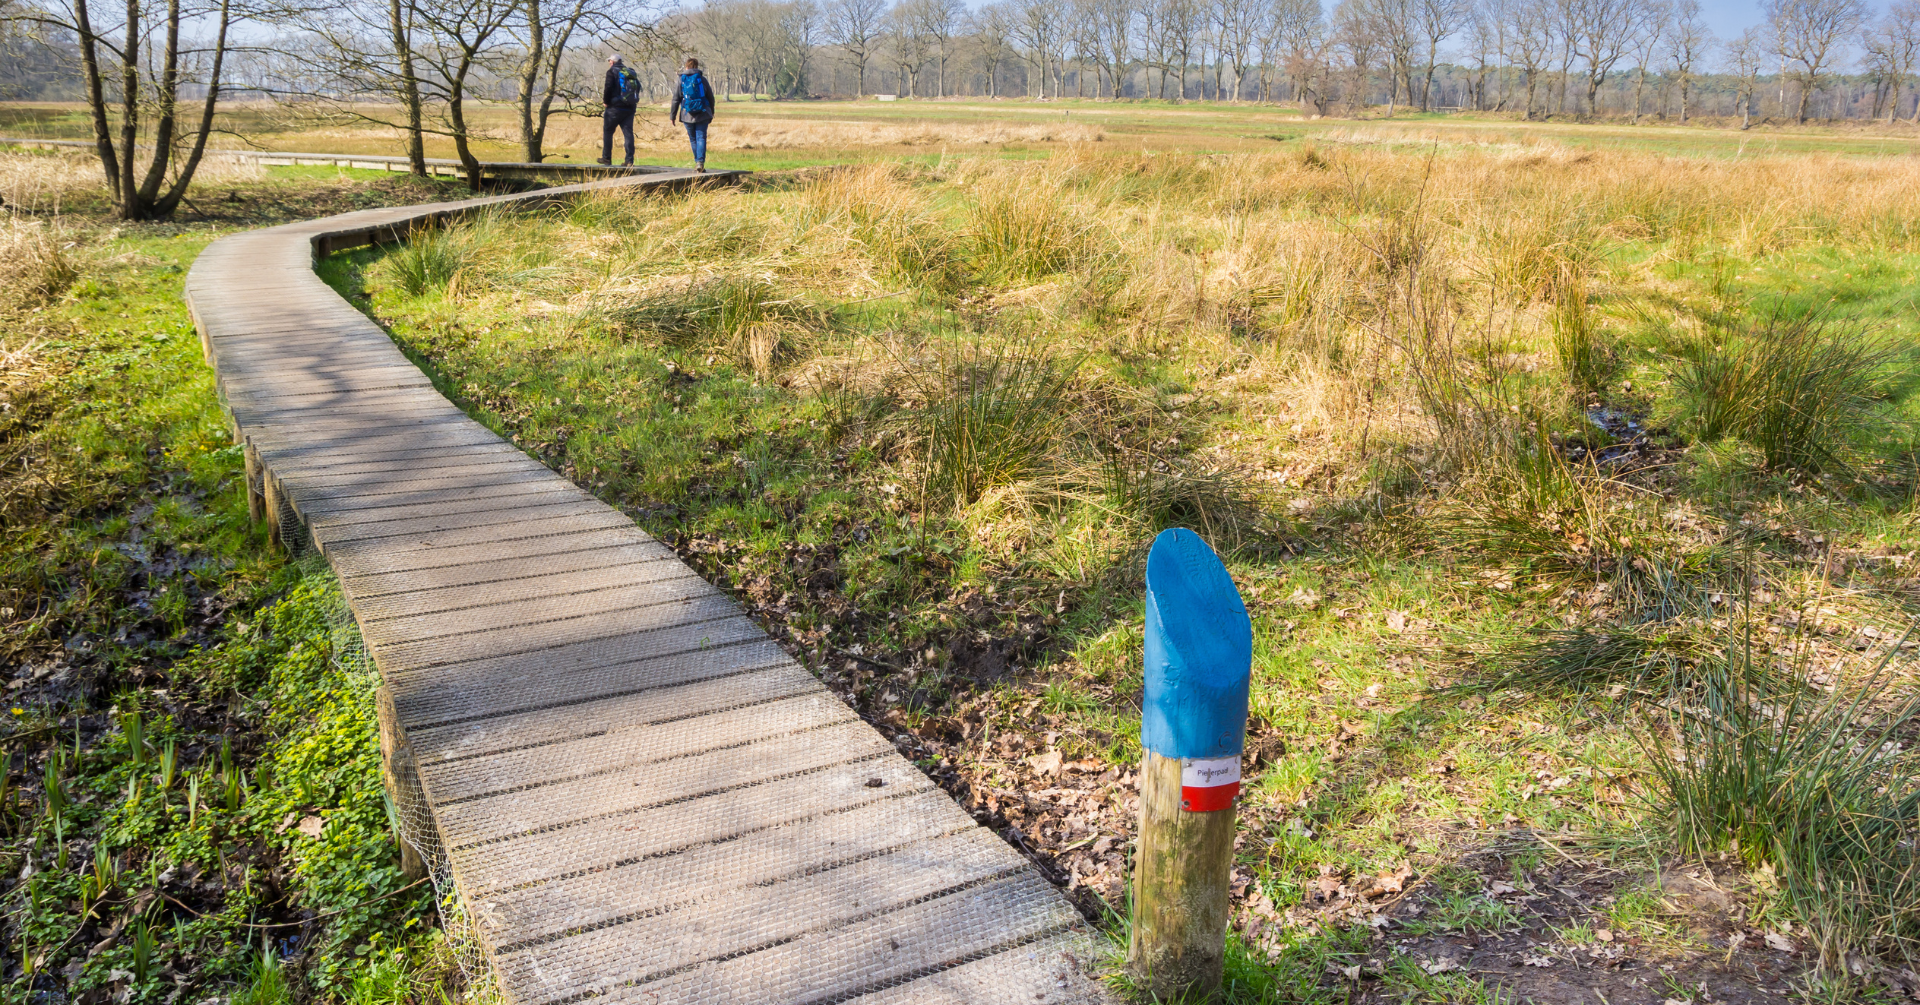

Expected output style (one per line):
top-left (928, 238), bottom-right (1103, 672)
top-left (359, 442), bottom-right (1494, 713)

top-left (680, 73), bottom-right (710, 115)
top-left (616, 67), bottom-right (641, 106)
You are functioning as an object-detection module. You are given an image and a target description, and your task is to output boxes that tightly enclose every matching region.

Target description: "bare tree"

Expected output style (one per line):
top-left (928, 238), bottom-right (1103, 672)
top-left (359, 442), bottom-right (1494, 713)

top-left (11, 0), bottom-right (240, 218)
top-left (412, 0), bottom-right (517, 186)
top-left (1665, 0), bottom-right (1710, 122)
top-left (1331, 0), bottom-right (1376, 112)
top-left (1862, 0), bottom-right (1918, 122)
top-left (822, 0), bottom-right (882, 94)
top-left (1724, 24), bottom-right (1764, 127)
top-left (1162, 0), bottom-right (1199, 98)
top-left (515, 0), bottom-right (634, 161)
top-left (1011, 0), bottom-right (1060, 95)
top-left (969, 1), bottom-right (1016, 95)
top-left (1461, 0), bottom-right (1497, 107)
top-left (1566, 0), bottom-right (1643, 114)
top-left (1493, 0), bottom-right (1550, 116)
top-left (1261, 0), bottom-right (1319, 102)
top-left (1413, 0), bottom-right (1464, 109)
top-left (1764, 0), bottom-right (1869, 122)
top-left (1090, 0), bottom-right (1134, 97)
top-left (388, 0), bottom-right (426, 172)
top-left (909, 0), bottom-right (961, 95)
top-left (886, 0), bottom-right (928, 94)
top-left (1211, 0), bottom-right (1258, 97)
top-left (1354, 0), bottom-right (1413, 113)
top-left (1626, 0), bottom-right (1664, 122)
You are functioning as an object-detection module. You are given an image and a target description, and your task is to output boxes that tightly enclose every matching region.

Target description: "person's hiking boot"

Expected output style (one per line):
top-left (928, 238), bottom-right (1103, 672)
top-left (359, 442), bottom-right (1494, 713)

top-left (594, 158), bottom-right (611, 166)
top-left (621, 160), bottom-right (633, 167)
top-left (695, 163), bottom-right (706, 174)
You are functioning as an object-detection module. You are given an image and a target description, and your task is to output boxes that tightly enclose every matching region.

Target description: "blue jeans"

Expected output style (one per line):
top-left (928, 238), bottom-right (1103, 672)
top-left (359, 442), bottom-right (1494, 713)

top-left (684, 121), bottom-right (708, 164)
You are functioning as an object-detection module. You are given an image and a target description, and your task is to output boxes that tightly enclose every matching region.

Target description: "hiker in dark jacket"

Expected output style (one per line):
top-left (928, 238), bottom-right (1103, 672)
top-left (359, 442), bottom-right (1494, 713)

top-left (668, 57), bottom-right (715, 174)
top-left (600, 54), bottom-right (638, 166)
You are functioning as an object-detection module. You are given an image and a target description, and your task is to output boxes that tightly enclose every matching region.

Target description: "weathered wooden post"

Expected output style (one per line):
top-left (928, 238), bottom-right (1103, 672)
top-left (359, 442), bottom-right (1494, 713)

top-left (375, 686), bottom-right (429, 880)
top-left (1128, 528), bottom-right (1252, 1001)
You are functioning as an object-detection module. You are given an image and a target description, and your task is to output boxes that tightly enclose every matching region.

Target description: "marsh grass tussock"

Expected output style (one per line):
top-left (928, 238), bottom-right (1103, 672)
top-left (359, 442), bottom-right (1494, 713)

top-left (1646, 625), bottom-right (1920, 970)
top-left (1667, 309), bottom-right (1906, 475)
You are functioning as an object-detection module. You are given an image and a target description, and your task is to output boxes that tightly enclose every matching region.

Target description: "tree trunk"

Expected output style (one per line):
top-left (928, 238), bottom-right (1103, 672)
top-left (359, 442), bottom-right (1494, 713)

top-left (117, 0), bottom-right (139, 214)
top-left (389, 0), bottom-right (426, 175)
top-left (531, 0), bottom-right (584, 162)
top-left (517, 0), bottom-right (544, 162)
top-left (72, 0), bottom-right (121, 198)
top-left (149, 0), bottom-right (227, 220)
top-left (449, 60), bottom-right (482, 190)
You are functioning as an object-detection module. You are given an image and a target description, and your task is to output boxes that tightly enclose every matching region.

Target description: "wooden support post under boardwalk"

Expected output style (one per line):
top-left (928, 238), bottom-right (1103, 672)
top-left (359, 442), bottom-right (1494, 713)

top-left (1128, 528), bottom-right (1253, 1001)
top-left (375, 686), bottom-right (429, 880)
top-left (243, 442), bottom-right (264, 524)
top-left (262, 470), bottom-right (284, 550)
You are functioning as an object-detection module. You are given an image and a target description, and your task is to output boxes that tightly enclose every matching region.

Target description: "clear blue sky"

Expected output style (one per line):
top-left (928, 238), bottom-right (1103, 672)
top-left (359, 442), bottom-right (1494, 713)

top-left (1695, 0), bottom-right (1892, 42)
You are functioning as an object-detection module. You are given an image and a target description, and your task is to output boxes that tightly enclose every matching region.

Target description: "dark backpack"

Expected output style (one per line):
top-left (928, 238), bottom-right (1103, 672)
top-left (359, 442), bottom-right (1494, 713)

top-left (616, 67), bottom-right (641, 106)
top-left (680, 73), bottom-right (710, 115)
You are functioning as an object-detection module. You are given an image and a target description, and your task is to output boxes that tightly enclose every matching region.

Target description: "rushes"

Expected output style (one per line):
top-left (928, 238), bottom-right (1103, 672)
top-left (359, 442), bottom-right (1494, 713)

top-left (1644, 625), bottom-right (1920, 969)
top-left (610, 275), bottom-right (826, 378)
top-left (375, 223), bottom-right (474, 297)
top-left (1551, 269), bottom-right (1613, 396)
top-left (894, 345), bottom-right (1077, 511)
top-left (968, 172), bottom-right (1095, 282)
top-left (802, 166), bottom-right (965, 291)
top-left (1668, 309), bottom-right (1902, 474)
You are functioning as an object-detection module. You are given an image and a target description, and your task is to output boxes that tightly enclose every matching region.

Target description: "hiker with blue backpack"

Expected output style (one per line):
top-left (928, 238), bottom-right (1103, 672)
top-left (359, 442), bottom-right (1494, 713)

top-left (669, 58), bottom-right (715, 174)
top-left (600, 55), bottom-right (641, 166)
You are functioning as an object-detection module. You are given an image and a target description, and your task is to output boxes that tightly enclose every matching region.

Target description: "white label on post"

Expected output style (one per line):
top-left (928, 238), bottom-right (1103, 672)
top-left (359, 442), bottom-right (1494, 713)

top-left (1180, 756), bottom-right (1242, 789)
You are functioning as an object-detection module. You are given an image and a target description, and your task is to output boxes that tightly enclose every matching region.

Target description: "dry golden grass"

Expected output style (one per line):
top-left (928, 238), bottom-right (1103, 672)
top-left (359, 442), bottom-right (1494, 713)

top-left (420, 143), bottom-right (1920, 518)
top-left (0, 148), bottom-right (265, 215)
top-left (537, 115), bottom-right (1105, 154)
top-left (0, 150), bottom-right (102, 214)
top-left (0, 219), bottom-right (77, 308)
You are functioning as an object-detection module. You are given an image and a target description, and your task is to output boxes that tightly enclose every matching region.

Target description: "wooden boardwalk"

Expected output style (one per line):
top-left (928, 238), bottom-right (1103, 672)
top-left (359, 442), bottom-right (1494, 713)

top-left (185, 170), bottom-right (1107, 1003)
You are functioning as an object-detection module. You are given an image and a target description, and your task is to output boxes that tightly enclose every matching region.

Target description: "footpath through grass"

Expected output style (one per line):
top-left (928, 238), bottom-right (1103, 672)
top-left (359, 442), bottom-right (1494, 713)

top-left (328, 144), bottom-right (1920, 1004)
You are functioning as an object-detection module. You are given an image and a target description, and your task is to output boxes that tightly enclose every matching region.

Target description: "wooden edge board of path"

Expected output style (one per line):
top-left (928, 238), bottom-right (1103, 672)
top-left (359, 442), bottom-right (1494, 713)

top-left (184, 167), bottom-right (1113, 1004)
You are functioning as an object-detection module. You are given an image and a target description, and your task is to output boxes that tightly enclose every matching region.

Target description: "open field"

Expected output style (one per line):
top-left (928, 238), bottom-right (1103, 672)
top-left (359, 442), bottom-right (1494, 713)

top-left (4, 97), bottom-right (1920, 174)
top-left (4, 100), bottom-right (1920, 1005)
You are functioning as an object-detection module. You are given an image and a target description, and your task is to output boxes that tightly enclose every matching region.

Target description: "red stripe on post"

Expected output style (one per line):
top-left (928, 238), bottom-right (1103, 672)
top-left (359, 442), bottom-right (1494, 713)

top-left (1180, 782), bottom-right (1240, 812)
top-left (1178, 755), bottom-right (1241, 813)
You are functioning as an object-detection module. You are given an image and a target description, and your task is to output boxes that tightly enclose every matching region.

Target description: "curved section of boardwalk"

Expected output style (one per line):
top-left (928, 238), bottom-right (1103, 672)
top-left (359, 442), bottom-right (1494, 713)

top-left (185, 171), bottom-right (1106, 1004)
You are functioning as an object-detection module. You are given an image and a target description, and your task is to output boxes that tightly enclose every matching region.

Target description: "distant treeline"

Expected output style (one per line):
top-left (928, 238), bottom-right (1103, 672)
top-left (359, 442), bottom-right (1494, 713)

top-left (646, 0), bottom-right (1918, 122)
top-left (2, 0), bottom-right (1914, 125)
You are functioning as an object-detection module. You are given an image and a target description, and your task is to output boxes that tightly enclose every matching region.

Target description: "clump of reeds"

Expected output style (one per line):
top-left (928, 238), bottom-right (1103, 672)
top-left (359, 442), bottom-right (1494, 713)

top-left (888, 343), bottom-right (1078, 511)
top-left (1551, 268), bottom-right (1614, 396)
top-left (1668, 309), bottom-right (1904, 474)
top-left (375, 223), bottom-right (476, 297)
top-left (1435, 429), bottom-right (1661, 586)
top-left (800, 165), bottom-right (965, 292)
top-left (0, 150), bottom-right (103, 215)
top-left (966, 169), bottom-right (1097, 283)
top-left (0, 219), bottom-right (79, 308)
top-left (1644, 623), bottom-right (1920, 972)
top-left (609, 274), bottom-right (826, 378)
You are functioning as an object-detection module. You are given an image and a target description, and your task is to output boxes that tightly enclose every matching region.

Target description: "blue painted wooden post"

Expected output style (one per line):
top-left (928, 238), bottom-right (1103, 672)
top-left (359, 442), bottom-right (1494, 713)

top-left (1128, 528), bottom-right (1252, 1000)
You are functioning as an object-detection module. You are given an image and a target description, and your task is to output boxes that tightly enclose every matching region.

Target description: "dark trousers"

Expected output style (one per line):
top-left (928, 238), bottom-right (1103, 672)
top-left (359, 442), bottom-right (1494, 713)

top-left (601, 106), bottom-right (635, 165)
